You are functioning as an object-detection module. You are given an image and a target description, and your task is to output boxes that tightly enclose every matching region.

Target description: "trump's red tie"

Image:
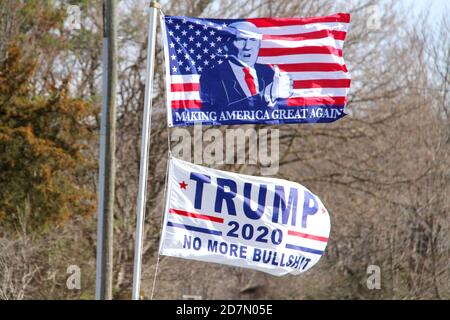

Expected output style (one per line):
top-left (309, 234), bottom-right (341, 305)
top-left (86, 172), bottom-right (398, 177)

top-left (242, 67), bottom-right (257, 96)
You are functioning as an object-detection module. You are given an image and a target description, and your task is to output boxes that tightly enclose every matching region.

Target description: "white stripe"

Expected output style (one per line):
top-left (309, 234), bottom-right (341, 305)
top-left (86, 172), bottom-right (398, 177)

top-left (170, 74), bottom-right (200, 83)
top-left (262, 38), bottom-right (344, 49)
top-left (170, 72), bottom-right (351, 84)
top-left (288, 71), bottom-right (351, 80)
top-left (257, 54), bottom-right (344, 65)
top-left (170, 91), bottom-right (201, 100)
top-left (258, 22), bottom-right (349, 35)
top-left (229, 61), bottom-right (260, 97)
top-left (292, 87), bottom-right (349, 97)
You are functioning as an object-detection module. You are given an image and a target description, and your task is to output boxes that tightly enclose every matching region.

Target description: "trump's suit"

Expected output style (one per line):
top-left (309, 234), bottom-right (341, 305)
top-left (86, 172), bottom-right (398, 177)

top-left (199, 59), bottom-right (275, 110)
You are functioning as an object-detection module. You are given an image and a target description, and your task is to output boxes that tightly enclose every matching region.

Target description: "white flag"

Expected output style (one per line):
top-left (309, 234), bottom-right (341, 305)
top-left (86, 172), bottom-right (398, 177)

top-left (159, 157), bottom-right (331, 276)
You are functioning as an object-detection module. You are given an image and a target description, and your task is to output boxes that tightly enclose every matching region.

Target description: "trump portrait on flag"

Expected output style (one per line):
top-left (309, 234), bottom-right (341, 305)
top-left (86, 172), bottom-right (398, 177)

top-left (199, 21), bottom-right (294, 110)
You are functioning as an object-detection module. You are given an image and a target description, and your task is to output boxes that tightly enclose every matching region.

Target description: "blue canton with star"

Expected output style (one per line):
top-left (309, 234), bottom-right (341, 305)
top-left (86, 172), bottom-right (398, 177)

top-left (164, 16), bottom-right (243, 75)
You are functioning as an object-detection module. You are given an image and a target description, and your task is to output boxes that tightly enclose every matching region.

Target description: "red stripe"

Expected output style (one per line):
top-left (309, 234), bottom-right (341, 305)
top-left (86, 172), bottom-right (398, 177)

top-left (278, 63), bottom-right (347, 72)
top-left (293, 79), bottom-right (351, 89)
top-left (171, 100), bottom-right (202, 109)
top-left (248, 13), bottom-right (350, 27)
top-left (288, 230), bottom-right (329, 242)
top-left (171, 83), bottom-right (199, 92)
top-left (287, 96), bottom-right (347, 106)
top-left (169, 208), bottom-right (224, 223)
top-left (259, 46), bottom-right (342, 57)
top-left (263, 30), bottom-right (346, 41)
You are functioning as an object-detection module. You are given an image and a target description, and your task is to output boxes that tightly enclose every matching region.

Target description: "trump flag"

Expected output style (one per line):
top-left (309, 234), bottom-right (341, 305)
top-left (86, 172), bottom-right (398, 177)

top-left (162, 13), bottom-right (351, 127)
top-left (159, 157), bottom-right (331, 276)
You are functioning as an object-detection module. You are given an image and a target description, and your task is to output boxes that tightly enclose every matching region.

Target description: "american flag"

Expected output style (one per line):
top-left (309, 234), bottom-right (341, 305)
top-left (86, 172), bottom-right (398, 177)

top-left (162, 13), bottom-right (351, 126)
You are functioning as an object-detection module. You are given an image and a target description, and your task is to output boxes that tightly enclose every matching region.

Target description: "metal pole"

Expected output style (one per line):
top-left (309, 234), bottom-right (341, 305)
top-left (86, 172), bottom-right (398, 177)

top-left (131, 1), bottom-right (160, 301)
top-left (96, 0), bottom-right (117, 300)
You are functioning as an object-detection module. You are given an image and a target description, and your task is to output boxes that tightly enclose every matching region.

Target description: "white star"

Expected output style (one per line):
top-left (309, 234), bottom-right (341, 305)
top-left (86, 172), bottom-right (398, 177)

top-left (184, 53), bottom-right (190, 59)
top-left (195, 20), bottom-right (201, 25)
top-left (217, 26), bottom-right (222, 30)
top-left (217, 48), bottom-right (223, 53)
top-left (196, 54), bottom-right (202, 60)
top-left (209, 30), bottom-right (215, 36)
top-left (208, 22), bottom-right (214, 26)
top-left (179, 60), bottom-right (184, 66)
top-left (167, 18), bottom-right (173, 24)
top-left (172, 66), bottom-right (177, 72)
top-left (189, 48), bottom-right (195, 54)
top-left (204, 60), bottom-right (209, 65)
top-left (181, 30), bottom-right (187, 36)
top-left (191, 60), bottom-right (196, 65)
top-left (198, 66), bottom-right (203, 72)
top-left (203, 48), bottom-right (209, 53)
top-left (182, 19), bottom-right (187, 24)
top-left (202, 35), bottom-right (208, 41)
top-left (168, 31), bottom-right (174, 36)
top-left (185, 66), bottom-right (191, 71)
top-left (175, 24), bottom-right (180, 30)
top-left (224, 54), bottom-right (228, 58)
top-left (203, 25), bottom-right (208, 30)
top-left (175, 36), bottom-right (180, 42)
top-left (188, 36), bottom-right (194, 42)
top-left (182, 42), bottom-right (188, 47)
top-left (171, 54), bottom-right (176, 60)
top-left (216, 36), bottom-right (222, 42)
top-left (189, 24), bottom-right (194, 30)
top-left (222, 23), bottom-right (227, 28)
top-left (195, 30), bottom-right (201, 36)
top-left (195, 42), bottom-right (201, 48)
top-left (169, 42), bottom-right (175, 48)
top-left (210, 42), bottom-right (215, 47)
top-left (210, 54), bottom-right (216, 59)
top-left (176, 48), bottom-right (182, 54)
top-left (218, 59), bottom-right (223, 64)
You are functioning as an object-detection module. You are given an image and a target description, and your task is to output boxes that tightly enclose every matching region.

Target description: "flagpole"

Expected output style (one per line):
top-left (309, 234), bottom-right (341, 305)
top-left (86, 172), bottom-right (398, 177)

top-left (131, 1), bottom-right (160, 300)
top-left (96, 0), bottom-right (117, 300)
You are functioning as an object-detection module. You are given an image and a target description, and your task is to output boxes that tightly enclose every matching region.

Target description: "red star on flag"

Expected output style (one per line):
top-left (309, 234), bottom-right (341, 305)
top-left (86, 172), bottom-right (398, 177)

top-left (179, 180), bottom-right (188, 189)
